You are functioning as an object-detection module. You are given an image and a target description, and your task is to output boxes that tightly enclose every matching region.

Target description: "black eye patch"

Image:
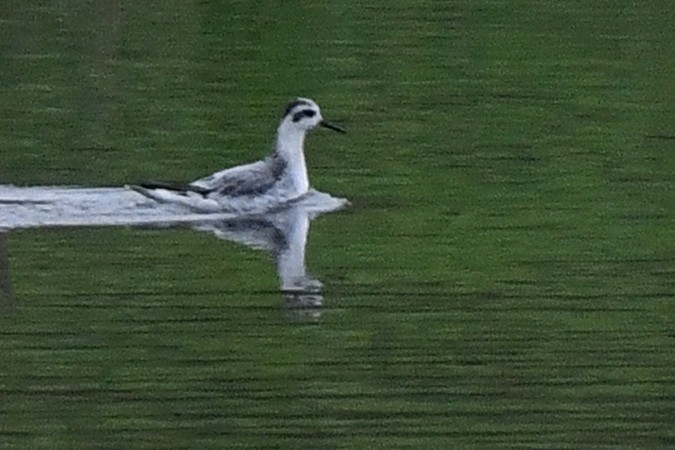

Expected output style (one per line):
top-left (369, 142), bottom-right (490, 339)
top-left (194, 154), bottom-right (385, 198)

top-left (292, 109), bottom-right (317, 122)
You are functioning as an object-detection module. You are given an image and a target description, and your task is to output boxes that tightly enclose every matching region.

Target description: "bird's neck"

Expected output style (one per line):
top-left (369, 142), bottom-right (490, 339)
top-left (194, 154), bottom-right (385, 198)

top-left (274, 125), bottom-right (309, 193)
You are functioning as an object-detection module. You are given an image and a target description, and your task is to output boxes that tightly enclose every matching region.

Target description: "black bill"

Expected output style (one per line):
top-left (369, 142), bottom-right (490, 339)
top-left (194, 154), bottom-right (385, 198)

top-left (320, 120), bottom-right (346, 134)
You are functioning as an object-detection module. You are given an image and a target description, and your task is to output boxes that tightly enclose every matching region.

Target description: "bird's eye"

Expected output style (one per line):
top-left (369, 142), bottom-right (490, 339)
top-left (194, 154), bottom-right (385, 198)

top-left (292, 109), bottom-right (317, 122)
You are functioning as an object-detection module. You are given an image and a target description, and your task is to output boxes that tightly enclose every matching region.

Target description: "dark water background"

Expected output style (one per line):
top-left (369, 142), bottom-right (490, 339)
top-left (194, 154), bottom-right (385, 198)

top-left (1, 1), bottom-right (673, 448)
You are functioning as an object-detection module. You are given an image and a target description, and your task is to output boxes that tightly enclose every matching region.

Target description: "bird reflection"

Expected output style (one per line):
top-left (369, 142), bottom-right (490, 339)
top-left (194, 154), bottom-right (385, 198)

top-left (0, 184), bottom-right (347, 318)
top-left (190, 200), bottom-right (344, 318)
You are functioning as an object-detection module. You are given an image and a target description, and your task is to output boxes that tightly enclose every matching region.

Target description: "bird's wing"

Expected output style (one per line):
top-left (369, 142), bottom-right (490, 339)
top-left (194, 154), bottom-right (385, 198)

top-left (189, 159), bottom-right (283, 197)
top-left (190, 161), bottom-right (262, 190)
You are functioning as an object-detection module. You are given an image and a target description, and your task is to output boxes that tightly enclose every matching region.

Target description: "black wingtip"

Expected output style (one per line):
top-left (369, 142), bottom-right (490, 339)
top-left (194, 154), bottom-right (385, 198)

top-left (129, 180), bottom-right (214, 197)
top-left (134, 180), bottom-right (177, 190)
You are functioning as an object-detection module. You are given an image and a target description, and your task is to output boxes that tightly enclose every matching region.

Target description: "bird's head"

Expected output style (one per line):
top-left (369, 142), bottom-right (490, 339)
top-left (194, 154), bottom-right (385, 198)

top-left (279, 98), bottom-right (345, 134)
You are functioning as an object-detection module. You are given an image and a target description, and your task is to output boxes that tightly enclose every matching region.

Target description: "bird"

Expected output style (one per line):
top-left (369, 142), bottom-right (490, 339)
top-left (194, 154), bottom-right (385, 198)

top-left (128, 98), bottom-right (345, 213)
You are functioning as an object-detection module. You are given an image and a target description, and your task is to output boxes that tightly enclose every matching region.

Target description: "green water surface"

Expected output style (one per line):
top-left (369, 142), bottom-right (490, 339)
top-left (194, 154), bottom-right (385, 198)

top-left (1, 1), bottom-right (674, 448)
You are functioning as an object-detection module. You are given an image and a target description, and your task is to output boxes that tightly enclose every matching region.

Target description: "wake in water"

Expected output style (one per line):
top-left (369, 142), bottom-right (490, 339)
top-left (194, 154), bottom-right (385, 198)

top-left (0, 185), bottom-right (348, 230)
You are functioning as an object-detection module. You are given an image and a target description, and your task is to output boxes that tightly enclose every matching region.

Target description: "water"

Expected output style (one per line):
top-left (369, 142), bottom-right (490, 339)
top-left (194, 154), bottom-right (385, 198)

top-left (1, 1), bottom-right (674, 448)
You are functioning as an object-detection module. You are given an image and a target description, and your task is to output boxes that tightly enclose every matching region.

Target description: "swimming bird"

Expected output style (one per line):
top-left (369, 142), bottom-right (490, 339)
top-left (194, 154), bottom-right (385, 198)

top-left (128, 98), bottom-right (345, 212)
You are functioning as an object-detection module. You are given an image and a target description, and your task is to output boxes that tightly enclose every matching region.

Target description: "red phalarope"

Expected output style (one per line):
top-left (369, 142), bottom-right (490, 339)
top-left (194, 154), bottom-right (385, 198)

top-left (128, 98), bottom-right (345, 213)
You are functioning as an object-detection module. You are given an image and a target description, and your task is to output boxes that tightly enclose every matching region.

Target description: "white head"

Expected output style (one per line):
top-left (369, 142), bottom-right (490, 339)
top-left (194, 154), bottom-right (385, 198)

top-left (279, 97), bottom-right (345, 134)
